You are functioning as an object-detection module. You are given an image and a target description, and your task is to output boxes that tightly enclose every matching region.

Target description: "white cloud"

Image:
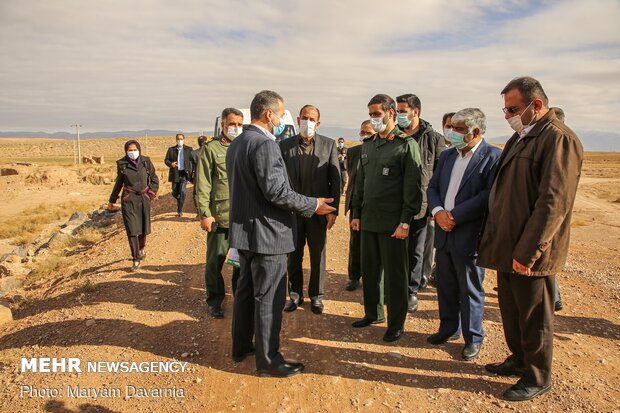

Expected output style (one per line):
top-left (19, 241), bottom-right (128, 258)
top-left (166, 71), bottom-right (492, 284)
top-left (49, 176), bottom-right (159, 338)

top-left (0, 0), bottom-right (618, 139)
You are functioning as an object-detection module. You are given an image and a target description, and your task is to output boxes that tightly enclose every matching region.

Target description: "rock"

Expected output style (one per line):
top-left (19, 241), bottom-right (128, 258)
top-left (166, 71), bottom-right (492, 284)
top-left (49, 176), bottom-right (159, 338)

top-left (181, 352), bottom-right (189, 358)
top-left (0, 276), bottom-right (24, 296)
top-left (387, 351), bottom-right (403, 359)
top-left (85, 319), bottom-right (96, 327)
top-left (0, 297), bottom-right (13, 325)
top-left (0, 168), bottom-right (19, 176)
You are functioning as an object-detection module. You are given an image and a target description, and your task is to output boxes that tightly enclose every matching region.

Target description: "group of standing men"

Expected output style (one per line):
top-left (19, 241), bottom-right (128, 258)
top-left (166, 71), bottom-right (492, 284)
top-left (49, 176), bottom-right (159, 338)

top-left (166, 76), bottom-right (582, 402)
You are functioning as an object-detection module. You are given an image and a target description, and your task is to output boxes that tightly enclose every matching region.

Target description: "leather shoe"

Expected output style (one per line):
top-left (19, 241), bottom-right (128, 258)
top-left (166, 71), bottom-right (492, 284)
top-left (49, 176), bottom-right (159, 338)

top-left (408, 294), bottom-right (419, 312)
top-left (345, 280), bottom-right (360, 291)
top-left (419, 275), bottom-right (429, 290)
top-left (351, 317), bottom-right (384, 328)
top-left (383, 328), bottom-right (403, 342)
top-left (485, 357), bottom-right (525, 377)
top-left (257, 362), bottom-right (304, 378)
top-left (502, 379), bottom-right (552, 401)
top-left (426, 331), bottom-right (460, 345)
top-left (461, 343), bottom-right (482, 361)
top-left (554, 300), bottom-right (563, 312)
top-left (284, 298), bottom-right (303, 313)
top-left (232, 348), bottom-right (255, 363)
top-left (310, 299), bottom-right (324, 314)
top-left (208, 305), bottom-right (224, 319)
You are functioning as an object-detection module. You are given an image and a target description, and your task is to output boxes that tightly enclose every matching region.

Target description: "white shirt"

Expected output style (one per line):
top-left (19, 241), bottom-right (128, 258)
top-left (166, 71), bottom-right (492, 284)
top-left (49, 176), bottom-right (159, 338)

top-left (517, 122), bottom-right (537, 141)
top-left (432, 139), bottom-right (483, 216)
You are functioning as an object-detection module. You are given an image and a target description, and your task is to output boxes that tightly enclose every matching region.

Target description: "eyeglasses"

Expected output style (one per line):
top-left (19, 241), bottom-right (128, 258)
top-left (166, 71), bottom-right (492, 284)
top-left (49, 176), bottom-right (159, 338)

top-left (502, 101), bottom-right (532, 115)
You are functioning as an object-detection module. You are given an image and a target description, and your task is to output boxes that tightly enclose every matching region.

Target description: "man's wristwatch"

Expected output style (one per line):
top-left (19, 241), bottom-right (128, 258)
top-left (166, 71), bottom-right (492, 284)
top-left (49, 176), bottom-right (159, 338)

top-left (399, 223), bottom-right (409, 229)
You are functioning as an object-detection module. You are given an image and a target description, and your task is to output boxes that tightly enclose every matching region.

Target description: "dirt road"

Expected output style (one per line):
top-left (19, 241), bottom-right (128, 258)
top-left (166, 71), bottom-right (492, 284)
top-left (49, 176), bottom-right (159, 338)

top-left (1, 171), bottom-right (619, 412)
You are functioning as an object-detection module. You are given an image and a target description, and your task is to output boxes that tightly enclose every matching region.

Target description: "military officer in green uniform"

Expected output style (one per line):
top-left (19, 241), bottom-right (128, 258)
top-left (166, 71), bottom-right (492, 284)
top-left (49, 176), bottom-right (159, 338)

top-left (196, 107), bottom-right (244, 319)
top-left (350, 94), bottom-right (422, 342)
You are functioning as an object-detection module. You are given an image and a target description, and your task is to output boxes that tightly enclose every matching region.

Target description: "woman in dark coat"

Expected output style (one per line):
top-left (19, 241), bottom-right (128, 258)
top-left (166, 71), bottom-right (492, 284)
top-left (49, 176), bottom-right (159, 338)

top-left (108, 140), bottom-right (159, 271)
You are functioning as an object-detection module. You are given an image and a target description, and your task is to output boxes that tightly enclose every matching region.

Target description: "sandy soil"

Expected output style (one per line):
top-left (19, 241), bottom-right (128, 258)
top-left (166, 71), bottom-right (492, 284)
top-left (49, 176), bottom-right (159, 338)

top-left (0, 146), bottom-right (618, 413)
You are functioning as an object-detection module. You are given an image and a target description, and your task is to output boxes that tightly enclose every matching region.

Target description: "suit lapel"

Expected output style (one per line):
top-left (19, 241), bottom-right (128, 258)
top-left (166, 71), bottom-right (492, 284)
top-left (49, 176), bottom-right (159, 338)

top-left (457, 142), bottom-right (488, 194)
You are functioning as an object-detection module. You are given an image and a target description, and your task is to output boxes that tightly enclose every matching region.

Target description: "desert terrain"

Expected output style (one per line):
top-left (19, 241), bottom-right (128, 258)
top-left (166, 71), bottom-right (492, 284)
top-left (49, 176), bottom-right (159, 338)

top-left (0, 137), bottom-right (618, 413)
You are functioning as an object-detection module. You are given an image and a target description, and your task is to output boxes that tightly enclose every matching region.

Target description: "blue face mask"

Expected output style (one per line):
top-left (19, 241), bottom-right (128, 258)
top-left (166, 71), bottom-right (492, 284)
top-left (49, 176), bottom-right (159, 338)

top-left (271, 113), bottom-right (286, 136)
top-left (397, 113), bottom-right (411, 128)
top-left (448, 130), bottom-right (468, 150)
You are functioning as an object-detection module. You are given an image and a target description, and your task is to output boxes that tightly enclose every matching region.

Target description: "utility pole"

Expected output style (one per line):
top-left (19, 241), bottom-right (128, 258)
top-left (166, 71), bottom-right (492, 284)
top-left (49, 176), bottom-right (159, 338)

top-left (71, 124), bottom-right (82, 164)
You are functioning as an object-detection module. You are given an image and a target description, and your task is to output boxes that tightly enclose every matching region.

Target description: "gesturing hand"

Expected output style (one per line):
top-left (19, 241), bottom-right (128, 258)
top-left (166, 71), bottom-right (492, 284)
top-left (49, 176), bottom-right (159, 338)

top-left (316, 198), bottom-right (336, 215)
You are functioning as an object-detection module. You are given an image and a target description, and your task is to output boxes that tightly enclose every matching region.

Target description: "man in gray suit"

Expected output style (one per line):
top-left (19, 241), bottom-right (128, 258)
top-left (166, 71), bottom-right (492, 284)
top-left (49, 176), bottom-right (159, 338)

top-left (280, 104), bottom-right (340, 315)
top-left (226, 90), bottom-right (336, 378)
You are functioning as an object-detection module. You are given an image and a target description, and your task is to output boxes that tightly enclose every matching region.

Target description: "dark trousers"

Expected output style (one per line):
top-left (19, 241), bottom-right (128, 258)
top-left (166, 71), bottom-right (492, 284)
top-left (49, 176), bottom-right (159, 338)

top-left (497, 271), bottom-right (555, 387)
top-left (435, 242), bottom-right (485, 345)
top-left (127, 234), bottom-right (146, 262)
top-left (422, 219), bottom-right (435, 277)
top-left (205, 227), bottom-right (240, 307)
top-left (171, 173), bottom-right (188, 214)
top-left (232, 250), bottom-right (287, 370)
top-left (347, 215), bottom-right (361, 282)
top-left (407, 218), bottom-right (428, 296)
top-left (361, 230), bottom-right (409, 332)
top-left (287, 215), bottom-right (327, 302)
top-left (340, 168), bottom-right (347, 193)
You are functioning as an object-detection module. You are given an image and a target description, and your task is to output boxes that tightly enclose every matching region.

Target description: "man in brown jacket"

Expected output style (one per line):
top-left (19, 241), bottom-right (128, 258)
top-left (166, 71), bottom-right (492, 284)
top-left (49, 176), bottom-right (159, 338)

top-left (478, 77), bottom-right (583, 401)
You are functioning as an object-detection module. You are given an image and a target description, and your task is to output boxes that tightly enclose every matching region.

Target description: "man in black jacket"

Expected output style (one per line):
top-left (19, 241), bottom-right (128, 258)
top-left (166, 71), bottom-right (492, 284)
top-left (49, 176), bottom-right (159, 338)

top-left (396, 94), bottom-right (446, 312)
top-left (164, 133), bottom-right (194, 216)
top-left (279, 105), bottom-right (340, 314)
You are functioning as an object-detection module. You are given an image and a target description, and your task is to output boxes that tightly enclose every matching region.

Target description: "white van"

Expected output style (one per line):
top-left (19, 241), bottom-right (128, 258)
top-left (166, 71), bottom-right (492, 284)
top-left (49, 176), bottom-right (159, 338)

top-left (213, 109), bottom-right (297, 142)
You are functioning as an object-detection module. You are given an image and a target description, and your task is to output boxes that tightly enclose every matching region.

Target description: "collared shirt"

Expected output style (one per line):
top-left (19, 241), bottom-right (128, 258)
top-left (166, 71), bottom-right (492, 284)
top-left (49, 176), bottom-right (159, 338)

top-left (432, 139), bottom-right (483, 216)
top-left (254, 124), bottom-right (277, 141)
top-left (517, 122), bottom-right (537, 141)
top-left (177, 146), bottom-right (185, 171)
top-left (298, 136), bottom-right (315, 196)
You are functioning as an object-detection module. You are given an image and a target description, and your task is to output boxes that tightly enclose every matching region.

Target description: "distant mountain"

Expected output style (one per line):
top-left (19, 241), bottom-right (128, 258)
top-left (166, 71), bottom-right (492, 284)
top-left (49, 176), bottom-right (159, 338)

top-left (0, 129), bottom-right (196, 139)
top-left (488, 130), bottom-right (620, 152)
top-left (1, 128), bottom-right (618, 151)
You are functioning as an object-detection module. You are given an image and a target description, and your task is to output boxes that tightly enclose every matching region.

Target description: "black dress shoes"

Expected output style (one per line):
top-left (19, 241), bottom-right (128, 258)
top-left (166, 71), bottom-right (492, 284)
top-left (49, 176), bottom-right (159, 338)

top-left (345, 280), bottom-right (360, 291)
top-left (257, 362), bottom-right (305, 378)
top-left (426, 331), bottom-right (460, 345)
top-left (232, 348), bottom-right (255, 363)
top-left (419, 275), bottom-right (429, 290)
top-left (284, 299), bottom-right (303, 313)
top-left (485, 357), bottom-right (525, 377)
top-left (310, 299), bottom-right (324, 314)
top-left (502, 379), bottom-right (552, 401)
top-left (554, 300), bottom-right (563, 312)
top-left (383, 328), bottom-right (403, 342)
top-left (461, 342), bottom-right (482, 361)
top-left (408, 294), bottom-right (419, 312)
top-left (208, 305), bottom-right (224, 319)
top-left (351, 317), bottom-right (384, 328)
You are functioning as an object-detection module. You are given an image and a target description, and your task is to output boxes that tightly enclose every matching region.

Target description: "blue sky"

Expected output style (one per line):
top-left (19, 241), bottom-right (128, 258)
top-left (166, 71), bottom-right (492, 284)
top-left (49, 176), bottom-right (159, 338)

top-left (0, 0), bottom-right (618, 138)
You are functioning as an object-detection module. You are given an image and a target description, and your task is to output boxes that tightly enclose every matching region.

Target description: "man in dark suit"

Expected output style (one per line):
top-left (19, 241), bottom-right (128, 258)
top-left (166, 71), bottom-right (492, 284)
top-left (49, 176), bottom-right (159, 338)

top-left (226, 90), bottom-right (335, 378)
top-left (279, 104), bottom-right (340, 314)
top-left (164, 133), bottom-right (194, 217)
top-left (426, 108), bottom-right (501, 362)
top-left (344, 120), bottom-right (373, 291)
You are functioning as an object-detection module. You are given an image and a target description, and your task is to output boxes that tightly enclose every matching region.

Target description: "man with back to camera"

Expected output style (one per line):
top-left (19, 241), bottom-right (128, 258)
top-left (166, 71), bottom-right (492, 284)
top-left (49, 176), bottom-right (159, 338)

top-left (478, 77), bottom-right (583, 401)
top-left (196, 109), bottom-right (244, 319)
top-left (344, 120), bottom-right (374, 291)
top-left (395, 94), bottom-right (446, 312)
top-left (164, 133), bottom-right (193, 217)
top-left (350, 94), bottom-right (422, 343)
top-left (426, 107), bottom-right (501, 361)
top-left (280, 104), bottom-right (340, 314)
top-left (226, 90), bottom-right (335, 377)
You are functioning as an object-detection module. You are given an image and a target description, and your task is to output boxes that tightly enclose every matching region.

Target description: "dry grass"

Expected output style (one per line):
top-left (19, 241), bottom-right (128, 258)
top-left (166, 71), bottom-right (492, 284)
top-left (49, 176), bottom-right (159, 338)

top-left (0, 201), bottom-right (96, 245)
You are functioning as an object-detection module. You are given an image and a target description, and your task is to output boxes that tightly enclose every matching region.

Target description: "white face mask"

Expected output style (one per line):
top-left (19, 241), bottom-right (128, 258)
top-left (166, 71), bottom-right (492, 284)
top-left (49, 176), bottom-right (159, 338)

top-left (127, 150), bottom-right (139, 160)
top-left (299, 119), bottom-right (316, 138)
top-left (177, 140), bottom-right (184, 147)
top-left (507, 101), bottom-right (535, 134)
top-left (370, 116), bottom-right (387, 133)
top-left (226, 126), bottom-right (243, 139)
